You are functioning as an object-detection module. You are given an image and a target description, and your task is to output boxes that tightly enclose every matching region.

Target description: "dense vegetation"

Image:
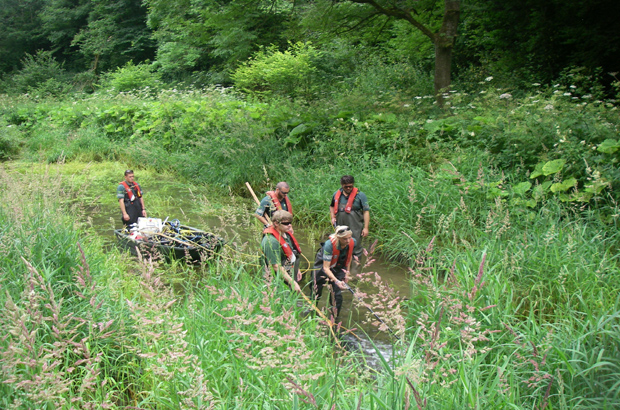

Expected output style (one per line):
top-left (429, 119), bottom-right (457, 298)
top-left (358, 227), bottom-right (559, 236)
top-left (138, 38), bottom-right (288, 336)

top-left (1, 0), bottom-right (620, 408)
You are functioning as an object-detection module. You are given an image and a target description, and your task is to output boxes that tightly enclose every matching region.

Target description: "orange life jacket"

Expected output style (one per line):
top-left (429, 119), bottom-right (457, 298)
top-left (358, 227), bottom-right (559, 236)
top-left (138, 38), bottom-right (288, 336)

top-left (329, 236), bottom-right (354, 268)
top-left (333, 187), bottom-right (358, 215)
top-left (263, 226), bottom-right (301, 259)
top-left (120, 181), bottom-right (142, 203)
top-left (266, 191), bottom-right (293, 216)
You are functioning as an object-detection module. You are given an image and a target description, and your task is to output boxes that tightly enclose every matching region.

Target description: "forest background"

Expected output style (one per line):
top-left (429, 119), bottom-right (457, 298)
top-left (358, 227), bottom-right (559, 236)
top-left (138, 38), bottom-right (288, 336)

top-left (2, 0), bottom-right (620, 409)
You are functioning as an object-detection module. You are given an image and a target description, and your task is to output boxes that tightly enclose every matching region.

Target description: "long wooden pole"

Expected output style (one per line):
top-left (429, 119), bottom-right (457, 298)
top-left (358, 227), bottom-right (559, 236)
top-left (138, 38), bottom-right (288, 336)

top-left (245, 182), bottom-right (272, 225)
top-left (245, 182), bottom-right (352, 345)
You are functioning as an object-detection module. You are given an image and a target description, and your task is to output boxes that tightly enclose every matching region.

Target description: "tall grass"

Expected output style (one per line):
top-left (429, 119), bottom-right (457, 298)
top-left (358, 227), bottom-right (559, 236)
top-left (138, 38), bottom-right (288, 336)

top-left (2, 77), bottom-right (620, 408)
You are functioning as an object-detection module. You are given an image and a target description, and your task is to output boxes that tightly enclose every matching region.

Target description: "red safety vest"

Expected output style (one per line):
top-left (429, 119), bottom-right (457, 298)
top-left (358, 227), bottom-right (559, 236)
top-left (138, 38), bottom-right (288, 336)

top-left (333, 187), bottom-right (358, 215)
top-left (263, 226), bottom-right (302, 259)
top-left (266, 191), bottom-right (293, 216)
top-left (120, 181), bottom-right (142, 203)
top-left (329, 236), bottom-right (354, 268)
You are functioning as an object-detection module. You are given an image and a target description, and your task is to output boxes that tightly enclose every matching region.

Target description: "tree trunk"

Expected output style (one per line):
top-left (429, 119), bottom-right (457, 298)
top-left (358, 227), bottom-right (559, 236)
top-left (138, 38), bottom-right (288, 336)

top-left (434, 0), bottom-right (460, 107)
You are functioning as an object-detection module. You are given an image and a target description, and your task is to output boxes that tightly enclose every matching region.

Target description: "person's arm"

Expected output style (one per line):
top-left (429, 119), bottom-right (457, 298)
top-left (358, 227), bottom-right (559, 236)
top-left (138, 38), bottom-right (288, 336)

top-left (362, 210), bottom-right (370, 237)
top-left (322, 260), bottom-right (346, 289)
top-left (119, 198), bottom-right (130, 221)
top-left (270, 264), bottom-right (301, 292)
top-left (254, 197), bottom-right (272, 227)
top-left (140, 197), bottom-right (147, 217)
top-left (330, 206), bottom-right (337, 227)
top-left (329, 194), bottom-right (337, 226)
top-left (254, 213), bottom-right (270, 227)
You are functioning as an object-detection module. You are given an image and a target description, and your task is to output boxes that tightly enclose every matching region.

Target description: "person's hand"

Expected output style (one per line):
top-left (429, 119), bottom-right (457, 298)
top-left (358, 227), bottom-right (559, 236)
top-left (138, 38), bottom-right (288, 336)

top-left (142, 209), bottom-right (147, 217)
top-left (293, 282), bottom-right (301, 293)
top-left (331, 217), bottom-right (337, 226)
top-left (123, 213), bottom-right (130, 221)
top-left (361, 227), bottom-right (369, 237)
top-left (296, 270), bottom-right (302, 282)
top-left (335, 279), bottom-right (346, 290)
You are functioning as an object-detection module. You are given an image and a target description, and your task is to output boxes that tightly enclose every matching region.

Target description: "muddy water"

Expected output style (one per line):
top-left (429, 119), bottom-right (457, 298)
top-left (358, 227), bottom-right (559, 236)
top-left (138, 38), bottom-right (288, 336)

top-left (89, 180), bottom-right (410, 364)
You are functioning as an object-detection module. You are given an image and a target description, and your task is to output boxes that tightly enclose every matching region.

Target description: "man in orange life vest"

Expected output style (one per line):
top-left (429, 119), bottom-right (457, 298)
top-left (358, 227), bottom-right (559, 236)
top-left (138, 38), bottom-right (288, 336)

top-left (261, 210), bottom-right (302, 292)
top-left (329, 175), bottom-right (370, 258)
top-left (117, 170), bottom-right (146, 227)
top-left (254, 182), bottom-right (292, 228)
top-left (311, 226), bottom-right (355, 318)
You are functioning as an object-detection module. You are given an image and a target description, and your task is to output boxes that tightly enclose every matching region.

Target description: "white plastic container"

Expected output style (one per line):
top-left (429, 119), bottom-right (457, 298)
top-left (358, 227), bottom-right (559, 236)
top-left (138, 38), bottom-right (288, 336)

top-left (137, 217), bottom-right (163, 234)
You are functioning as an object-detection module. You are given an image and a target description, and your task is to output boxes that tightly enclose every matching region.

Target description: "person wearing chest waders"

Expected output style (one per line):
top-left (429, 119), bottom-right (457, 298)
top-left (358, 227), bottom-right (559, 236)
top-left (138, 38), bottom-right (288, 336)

top-left (254, 182), bottom-right (293, 228)
top-left (329, 175), bottom-right (370, 258)
top-left (117, 170), bottom-right (146, 228)
top-left (261, 210), bottom-right (302, 292)
top-left (311, 226), bottom-right (356, 319)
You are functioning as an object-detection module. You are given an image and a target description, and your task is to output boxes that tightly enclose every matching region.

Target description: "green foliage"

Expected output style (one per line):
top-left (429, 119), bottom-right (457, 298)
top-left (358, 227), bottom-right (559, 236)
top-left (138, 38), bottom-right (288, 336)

top-left (70, 0), bottom-right (155, 72)
top-left (456, 0), bottom-right (620, 90)
top-left (10, 50), bottom-right (71, 95)
top-left (232, 42), bottom-right (321, 100)
top-left (98, 61), bottom-right (162, 93)
top-left (0, 0), bottom-right (48, 73)
top-left (0, 124), bottom-right (21, 160)
top-left (145, 0), bottom-right (293, 77)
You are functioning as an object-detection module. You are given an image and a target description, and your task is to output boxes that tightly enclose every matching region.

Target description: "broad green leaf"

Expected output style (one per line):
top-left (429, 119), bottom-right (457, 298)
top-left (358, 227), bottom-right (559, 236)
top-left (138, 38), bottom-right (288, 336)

top-left (532, 184), bottom-right (545, 200)
top-left (585, 179), bottom-right (609, 194)
top-left (289, 123), bottom-right (311, 138)
top-left (550, 178), bottom-right (577, 193)
top-left (542, 159), bottom-right (566, 176)
top-left (530, 163), bottom-right (545, 179)
top-left (486, 186), bottom-right (509, 199)
top-left (597, 139), bottom-right (620, 154)
top-left (512, 181), bottom-right (532, 195)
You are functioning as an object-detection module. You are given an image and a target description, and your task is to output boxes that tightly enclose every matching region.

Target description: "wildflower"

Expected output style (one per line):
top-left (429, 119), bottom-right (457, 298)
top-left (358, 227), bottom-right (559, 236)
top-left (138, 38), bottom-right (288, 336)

top-left (485, 76), bottom-right (493, 81)
top-left (544, 104), bottom-right (554, 110)
top-left (563, 92), bottom-right (571, 96)
top-left (570, 85), bottom-right (576, 89)
top-left (532, 83), bottom-right (541, 86)
top-left (499, 93), bottom-right (512, 99)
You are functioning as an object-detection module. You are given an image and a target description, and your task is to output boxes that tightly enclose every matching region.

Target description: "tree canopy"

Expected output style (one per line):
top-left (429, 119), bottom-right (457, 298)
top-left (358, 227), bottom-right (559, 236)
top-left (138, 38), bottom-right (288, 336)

top-left (0, 0), bottom-right (618, 96)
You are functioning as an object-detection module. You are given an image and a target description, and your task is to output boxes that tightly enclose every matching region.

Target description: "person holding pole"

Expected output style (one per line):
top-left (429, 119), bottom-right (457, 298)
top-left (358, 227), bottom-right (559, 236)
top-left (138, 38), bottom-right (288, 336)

top-left (311, 225), bottom-right (355, 318)
top-left (254, 182), bottom-right (292, 228)
top-left (261, 210), bottom-right (302, 292)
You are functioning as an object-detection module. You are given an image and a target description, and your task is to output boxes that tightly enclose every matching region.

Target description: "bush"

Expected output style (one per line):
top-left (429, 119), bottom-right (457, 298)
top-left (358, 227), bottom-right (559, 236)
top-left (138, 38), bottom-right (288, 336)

top-left (231, 42), bottom-right (321, 100)
top-left (10, 50), bottom-right (72, 96)
top-left (99, 61), bottom-right (162, 93)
